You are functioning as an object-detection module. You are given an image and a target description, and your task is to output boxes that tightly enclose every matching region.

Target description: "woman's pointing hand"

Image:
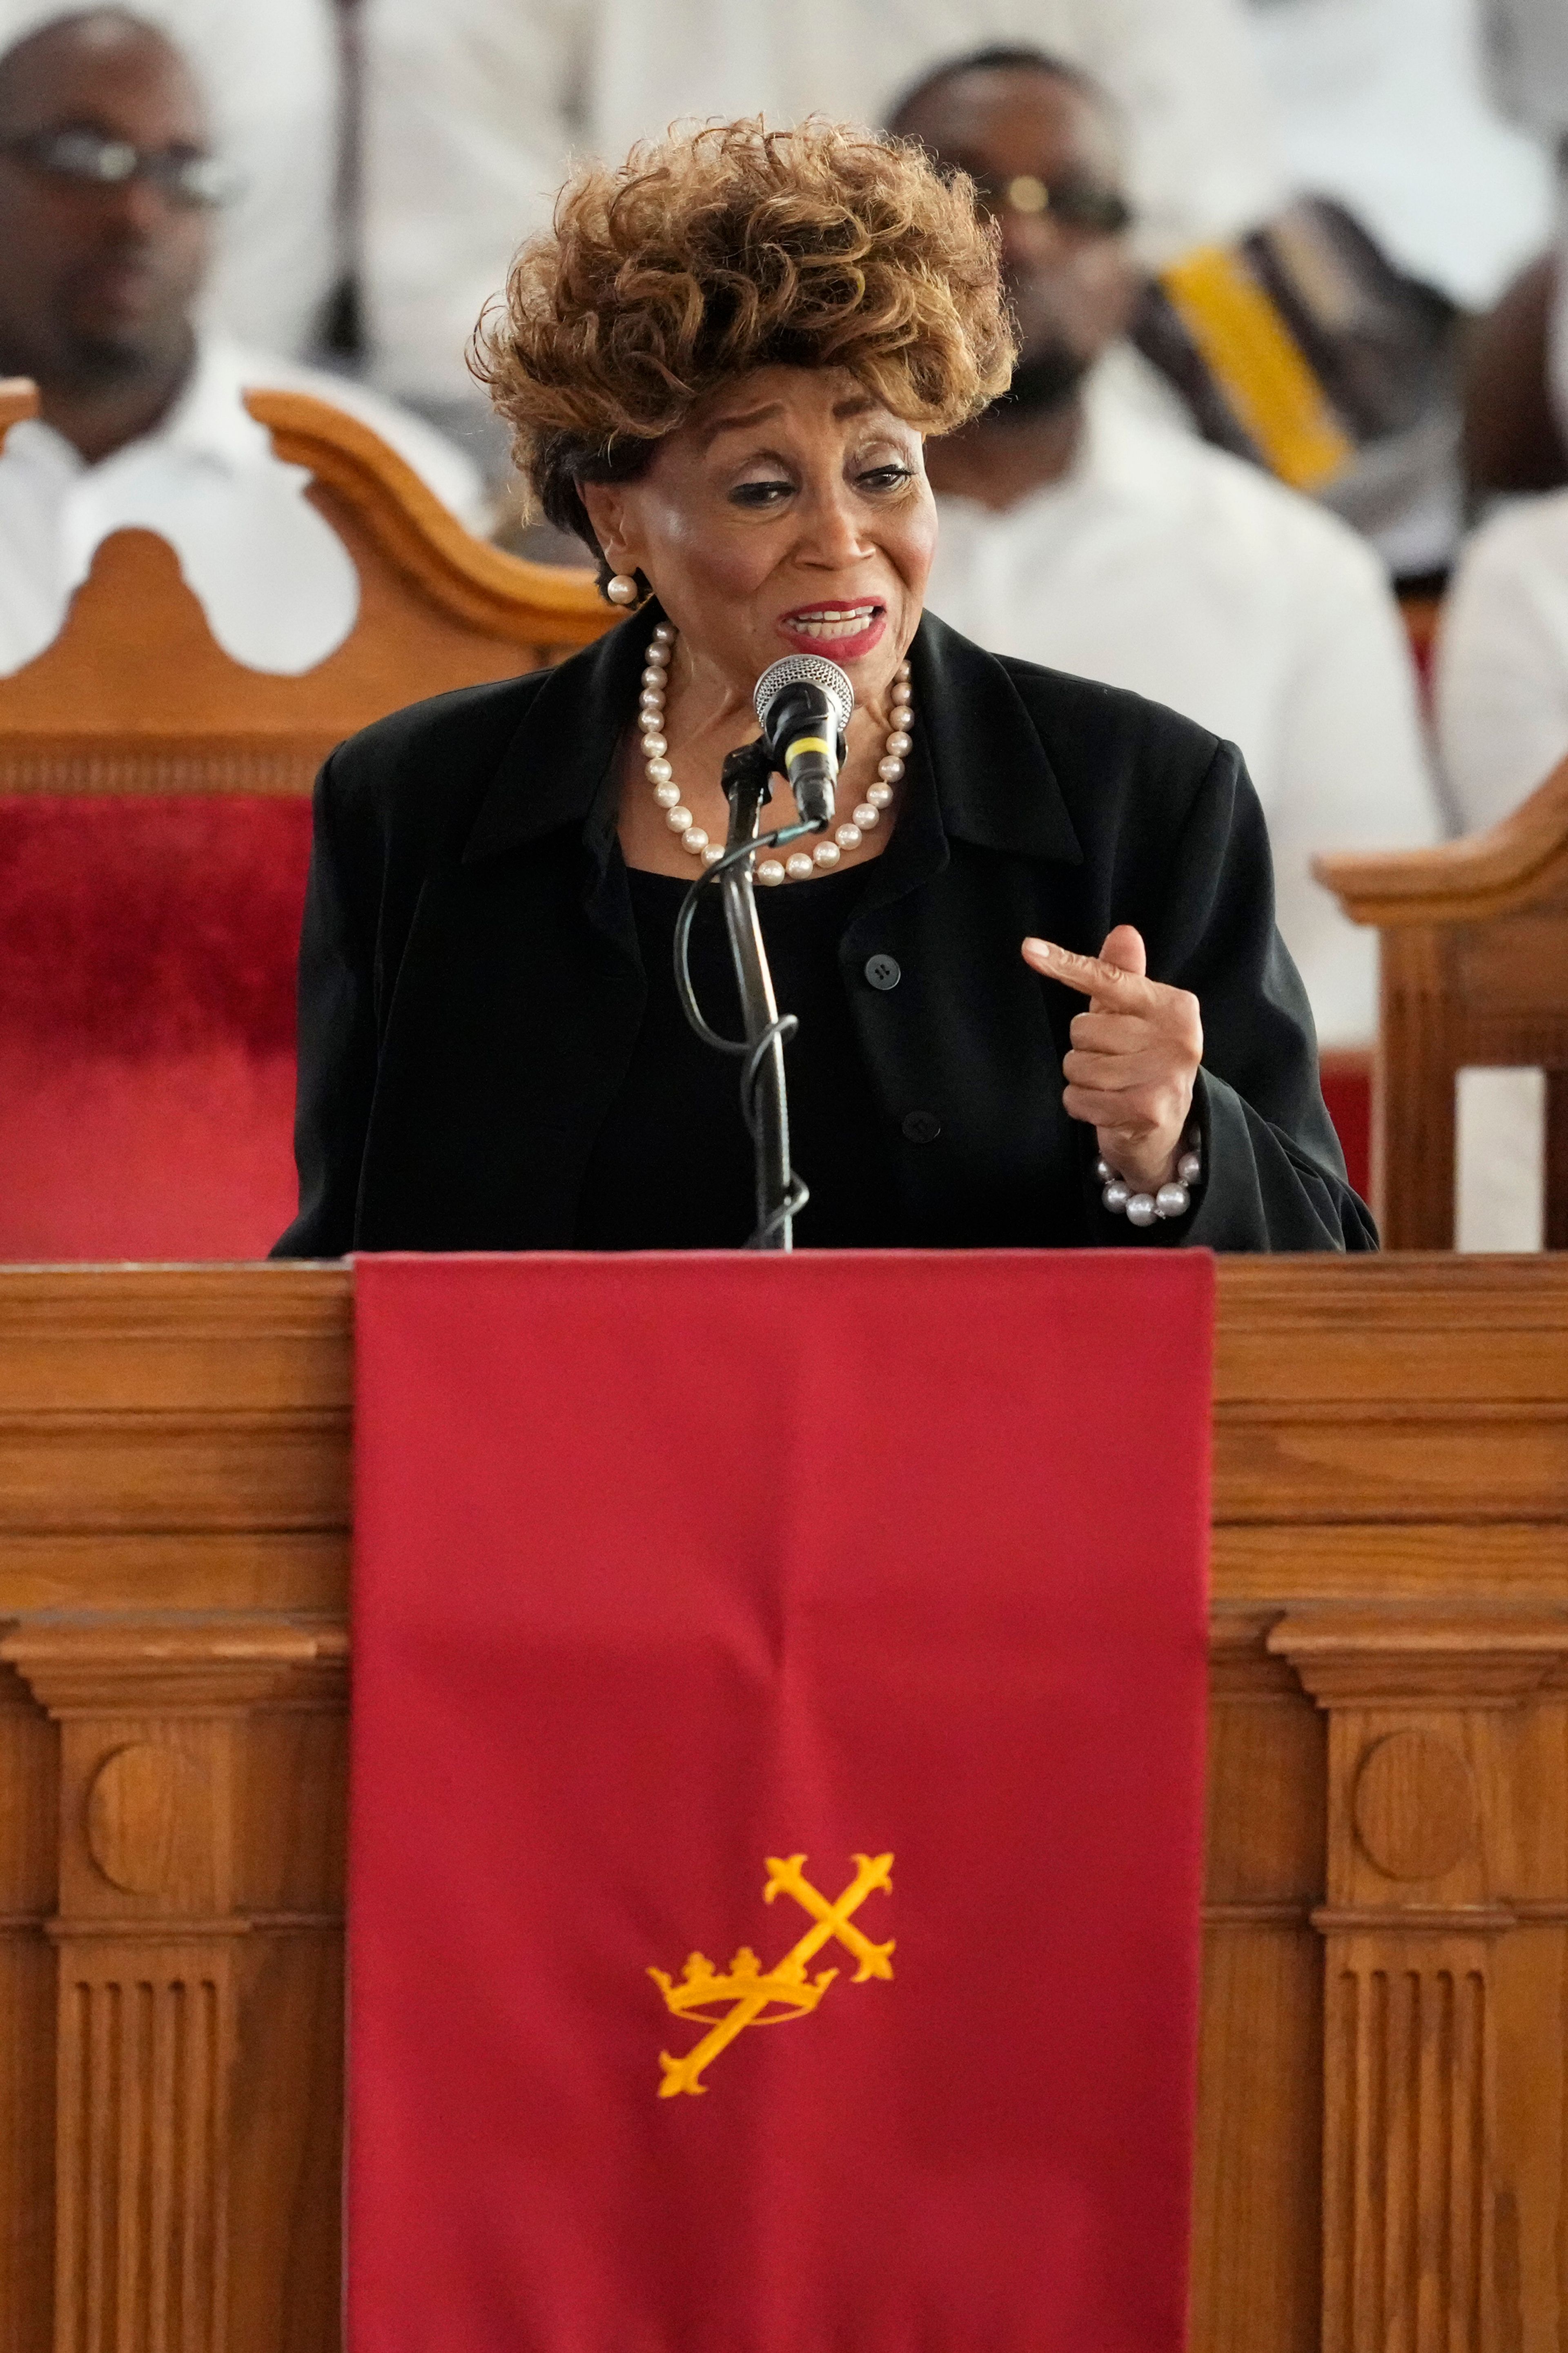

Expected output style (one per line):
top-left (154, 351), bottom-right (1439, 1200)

top-left (1022, 926), bottom-right (1202, 1193)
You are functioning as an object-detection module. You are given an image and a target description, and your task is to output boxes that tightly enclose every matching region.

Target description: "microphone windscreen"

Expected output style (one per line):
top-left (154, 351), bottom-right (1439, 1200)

top-left (753, 655), bottom-right (854, 738)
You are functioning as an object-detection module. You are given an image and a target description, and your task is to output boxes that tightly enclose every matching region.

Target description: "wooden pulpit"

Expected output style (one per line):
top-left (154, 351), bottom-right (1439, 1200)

top-left (0, 1256), bottom-right (1565, 2351)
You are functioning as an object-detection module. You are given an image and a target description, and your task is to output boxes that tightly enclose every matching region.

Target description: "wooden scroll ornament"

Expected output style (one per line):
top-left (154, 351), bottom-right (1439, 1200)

top-left (0, 386), bottom-right (610, 798)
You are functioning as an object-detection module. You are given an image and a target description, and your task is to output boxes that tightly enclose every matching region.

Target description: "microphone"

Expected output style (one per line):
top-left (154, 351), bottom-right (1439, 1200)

top-left (754, 655), bottom-right (854, 830)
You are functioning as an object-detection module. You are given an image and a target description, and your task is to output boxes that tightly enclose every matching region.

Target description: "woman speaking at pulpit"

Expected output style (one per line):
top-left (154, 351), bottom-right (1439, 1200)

top-left (274, 118), bottom-right (1374, 1259)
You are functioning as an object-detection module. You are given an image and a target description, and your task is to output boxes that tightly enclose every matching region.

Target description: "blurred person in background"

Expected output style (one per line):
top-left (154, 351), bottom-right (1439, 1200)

top-left (1140, 0), bottom-right (1555, 583)
top-left (0, 9), bottom-right (488, 678)
top-left (360, 0), bottom-right (1288, 492)
top-left (1434, 493), bottom-right (1568, 830)
top-left (1247, 0), bottom-right (1551, 332)
top-left (1461, 0), bottom-right (1568, 495)
top-left (900, 47), bottom-right (1441, 1055)
top-left (1438, 0), bottom-right (1568, 829)
top-left (0, 0), bottom-right (343, 359)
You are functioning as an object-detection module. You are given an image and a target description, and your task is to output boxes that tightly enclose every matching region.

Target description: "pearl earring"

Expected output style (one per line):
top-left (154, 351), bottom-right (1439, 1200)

top-left (606, 572), bottom-right (640, 607)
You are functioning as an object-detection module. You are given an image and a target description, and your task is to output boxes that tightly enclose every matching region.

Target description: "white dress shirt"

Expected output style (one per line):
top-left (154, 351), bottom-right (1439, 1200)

top-left (1434, 490), bottom-right (1568, 831)
top-left (925, 362), bottom-right (1442, 1047)
top-left (0, 0), bottom-right (342, 360)
top-left (1431, 490), bottom-right (1568, 1252)
top-left (363, 0), bottom-right (1287, 406)
top-left (0, 335), bottom-right (490, 677)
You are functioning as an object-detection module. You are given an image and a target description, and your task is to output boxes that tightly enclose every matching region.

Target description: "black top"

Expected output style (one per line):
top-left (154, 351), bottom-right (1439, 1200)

top-left (576, 863), bottom-right (897, 1250)
top-left (274, 603), bottom-right (1375, 1258)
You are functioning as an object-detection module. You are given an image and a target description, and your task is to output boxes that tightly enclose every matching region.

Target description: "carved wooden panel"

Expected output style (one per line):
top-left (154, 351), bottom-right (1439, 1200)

top-left (0, 1258), bottom-right (1564, 2352)
top-left (0, 1271), bottom-right (350, 2353)
top-left (1, 1622), bottom-right (345, 2353)
top-left (1197, 1257), bottom-right (1568, 2353)
top-left (1271, 1616), bottom-right (1568, 2351)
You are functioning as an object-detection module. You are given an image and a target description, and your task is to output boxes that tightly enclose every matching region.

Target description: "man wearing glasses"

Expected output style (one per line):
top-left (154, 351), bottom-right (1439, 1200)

top-left (900, 46), bottom-right (1442, 1063)
top-left (0, 9), bottom-right (488, 677)
top-left (0, 0), bottom-right (342, 361)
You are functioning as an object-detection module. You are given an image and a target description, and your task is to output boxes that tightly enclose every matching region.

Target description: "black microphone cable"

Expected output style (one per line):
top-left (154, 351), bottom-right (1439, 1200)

top-left (673, 813), bottom-right (822, 1245)
top-left (673, 656), bottom-right (854, 1247)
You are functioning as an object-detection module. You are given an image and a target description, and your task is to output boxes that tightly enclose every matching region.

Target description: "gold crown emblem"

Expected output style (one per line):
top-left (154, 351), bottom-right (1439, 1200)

top-left (648, 1851), bottom-right (893, 2097)
top-left (649, 1944), bottom-right (839, 2024)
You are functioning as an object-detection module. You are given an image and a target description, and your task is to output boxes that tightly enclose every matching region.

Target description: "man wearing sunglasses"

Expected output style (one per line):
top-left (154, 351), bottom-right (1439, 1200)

top-left (0, 9), bottom-right (488, 676)
top-left (364, 0), bottom-right (1286, 473)
top-left (899, 46), bottom-right (1442, 1063)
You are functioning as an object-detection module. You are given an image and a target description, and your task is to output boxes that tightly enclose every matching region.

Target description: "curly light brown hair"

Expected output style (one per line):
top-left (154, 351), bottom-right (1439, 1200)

top-left (471, 117), bottom-right (1014, 590)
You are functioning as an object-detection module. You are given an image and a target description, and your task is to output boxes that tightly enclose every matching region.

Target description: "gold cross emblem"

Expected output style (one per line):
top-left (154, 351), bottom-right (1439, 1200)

top-left (648, 1851), bottom-right (894, 2097)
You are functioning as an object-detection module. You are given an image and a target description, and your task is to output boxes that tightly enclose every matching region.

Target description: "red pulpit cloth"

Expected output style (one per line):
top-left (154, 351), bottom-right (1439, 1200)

top-left (350, 1249), bottom-right (1214, 2353)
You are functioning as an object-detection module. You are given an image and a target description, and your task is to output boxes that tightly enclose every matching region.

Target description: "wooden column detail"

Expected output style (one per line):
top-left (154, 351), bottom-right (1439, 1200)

top-left (1376, 924), bottom-right (1457, 1247)
top-left (0, 1620), bottom-right (338, 2353)
top-left (1270, 1614), bottom-right (1568, 2353)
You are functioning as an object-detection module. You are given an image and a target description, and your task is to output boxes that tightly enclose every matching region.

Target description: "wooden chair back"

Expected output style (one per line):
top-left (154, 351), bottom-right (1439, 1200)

top-left (0, 378), bottom-right (37, 432)
top-left (0, 382), bottom-right (608, 791)
top-left (1317, 758), bottom-right (1568, 1246)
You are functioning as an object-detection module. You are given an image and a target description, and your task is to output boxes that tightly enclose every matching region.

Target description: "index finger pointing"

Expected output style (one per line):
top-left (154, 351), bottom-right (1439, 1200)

top-left (1021, 937), bottom-right (1157, 1006)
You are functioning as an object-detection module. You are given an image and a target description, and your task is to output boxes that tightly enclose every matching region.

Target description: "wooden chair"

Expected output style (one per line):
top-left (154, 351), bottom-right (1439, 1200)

top-left (1317, 757), bottom-right (1568, 1246)
top-left (0, 380), bottom-right (610, 1259)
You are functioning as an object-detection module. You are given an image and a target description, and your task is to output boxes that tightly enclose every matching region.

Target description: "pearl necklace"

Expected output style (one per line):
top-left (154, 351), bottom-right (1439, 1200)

top-left (637, 621), bottom-right (913, 884)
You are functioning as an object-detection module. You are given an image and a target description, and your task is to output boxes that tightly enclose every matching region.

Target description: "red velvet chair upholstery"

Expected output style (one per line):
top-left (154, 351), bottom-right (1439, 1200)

top-left (1317, 1049), bottom-right (1372, 1205)
top-left (0, 385), bottom-right (606, 1259)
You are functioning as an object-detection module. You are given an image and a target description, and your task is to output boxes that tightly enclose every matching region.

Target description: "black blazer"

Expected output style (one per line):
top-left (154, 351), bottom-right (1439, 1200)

top-left (274, 605), bottom-right (1375, 1257)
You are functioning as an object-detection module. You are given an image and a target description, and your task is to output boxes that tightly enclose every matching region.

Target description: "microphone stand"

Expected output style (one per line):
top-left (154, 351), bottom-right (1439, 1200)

top-left (672, 740), bottom-right (824, 1250)
top-left (718, 741), bottom-right (799, 1250)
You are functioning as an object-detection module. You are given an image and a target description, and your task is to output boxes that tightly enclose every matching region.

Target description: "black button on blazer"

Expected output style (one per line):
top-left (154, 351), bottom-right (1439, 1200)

top-left (274, 604), bottom-right (1375, 1258)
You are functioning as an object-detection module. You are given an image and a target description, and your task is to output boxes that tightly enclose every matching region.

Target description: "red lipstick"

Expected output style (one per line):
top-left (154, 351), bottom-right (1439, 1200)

top-left (776, 602), bottom-right (887, 662)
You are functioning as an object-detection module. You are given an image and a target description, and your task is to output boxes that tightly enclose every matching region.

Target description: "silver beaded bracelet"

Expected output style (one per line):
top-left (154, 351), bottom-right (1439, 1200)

top-left (1098, 1128), bottom-right (1203, 1228)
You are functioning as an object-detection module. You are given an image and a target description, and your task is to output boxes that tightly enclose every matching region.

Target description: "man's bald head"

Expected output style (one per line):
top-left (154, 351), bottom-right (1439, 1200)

top-left (891, 48), bottom-right (1135, 415)
top-left (0, 9), bottom-right (211, 403)
top-left (0, 9), bottom-right (204, 128)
